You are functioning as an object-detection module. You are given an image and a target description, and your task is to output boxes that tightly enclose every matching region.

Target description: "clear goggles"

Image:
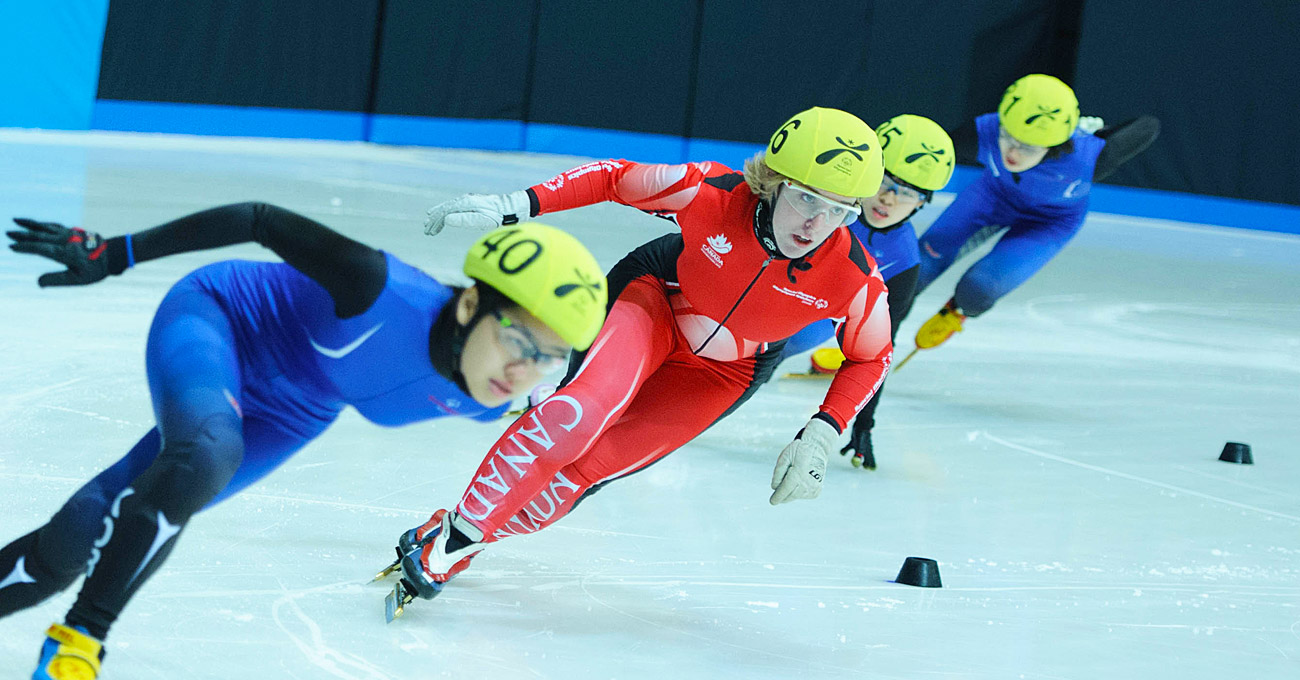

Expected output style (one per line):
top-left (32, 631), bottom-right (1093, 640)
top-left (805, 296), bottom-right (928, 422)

top-left (997, 125), bottom-right (1048, 154)
top-left (780, 181), bottom-right (862, 227)
top-left (492, 310), bottom-right (569, 373)
top-left (877, 174), bottom-right (927, 203)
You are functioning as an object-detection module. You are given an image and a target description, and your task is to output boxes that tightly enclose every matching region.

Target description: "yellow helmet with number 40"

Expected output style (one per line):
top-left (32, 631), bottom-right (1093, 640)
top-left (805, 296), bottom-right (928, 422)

top-left (464, 223), bottom-right (607, 350)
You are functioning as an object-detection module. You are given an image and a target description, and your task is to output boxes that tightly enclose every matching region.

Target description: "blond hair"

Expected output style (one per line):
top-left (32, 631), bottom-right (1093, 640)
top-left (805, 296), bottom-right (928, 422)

top-left (742, 151), bottom-right (784, 202)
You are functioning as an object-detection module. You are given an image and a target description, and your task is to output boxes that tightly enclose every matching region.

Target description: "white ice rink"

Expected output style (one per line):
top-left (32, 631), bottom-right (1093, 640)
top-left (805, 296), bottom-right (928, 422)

top-left (1, 130), bottom-right (1298, 679)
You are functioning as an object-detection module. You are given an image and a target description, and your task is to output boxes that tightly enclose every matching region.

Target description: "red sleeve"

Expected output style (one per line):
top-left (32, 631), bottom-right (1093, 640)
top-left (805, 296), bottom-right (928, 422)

top-left (818, 280), bottom-right (893, 431)
top-left (529, 159), bottom-right (728, 218)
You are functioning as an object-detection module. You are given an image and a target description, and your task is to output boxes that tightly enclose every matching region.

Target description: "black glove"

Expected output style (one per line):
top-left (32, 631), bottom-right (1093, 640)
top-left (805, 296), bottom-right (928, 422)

top-left (839, 417), bottom-right (877, 470)
top-left (7, 218), bottom-right (120, 287)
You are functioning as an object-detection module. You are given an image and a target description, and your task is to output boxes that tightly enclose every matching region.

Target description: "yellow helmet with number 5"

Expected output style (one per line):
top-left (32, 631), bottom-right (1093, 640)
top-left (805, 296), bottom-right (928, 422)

top-left (875, 114), bottom-right (955, 192)
top-left (766, 107), bottom-right (885, 198)
top-left (463, 223), bottom-right (607, 350)
top-left (998, 74), bottom-right (1079, 147)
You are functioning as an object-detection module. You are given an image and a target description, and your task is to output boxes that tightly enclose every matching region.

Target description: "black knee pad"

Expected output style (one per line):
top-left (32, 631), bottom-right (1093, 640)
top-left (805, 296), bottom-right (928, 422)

top-left (147, 411), bottom-right (245, 519)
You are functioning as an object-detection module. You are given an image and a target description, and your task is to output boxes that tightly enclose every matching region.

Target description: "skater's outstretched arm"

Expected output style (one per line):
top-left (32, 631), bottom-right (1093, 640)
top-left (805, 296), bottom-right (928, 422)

top-left (424, 159), bottom-right (735, 235)
top-left (7, 202), bottom-right (387, 317)
top-left (1093, 116), bottom-right (1161, 182)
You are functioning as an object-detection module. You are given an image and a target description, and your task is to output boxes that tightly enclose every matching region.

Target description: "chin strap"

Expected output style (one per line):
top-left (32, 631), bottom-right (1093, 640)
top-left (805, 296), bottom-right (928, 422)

top-left (430, 298), bottom-right (488, 395)
top-left (755, 195), bottom-right (829, 284)
top-left (752, 199), bottom-right (782, 258)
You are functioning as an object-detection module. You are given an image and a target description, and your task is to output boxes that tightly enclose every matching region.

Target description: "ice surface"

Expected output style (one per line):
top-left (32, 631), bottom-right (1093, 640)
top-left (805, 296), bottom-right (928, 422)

top-left (1, 129), bottom-right (1297, 679)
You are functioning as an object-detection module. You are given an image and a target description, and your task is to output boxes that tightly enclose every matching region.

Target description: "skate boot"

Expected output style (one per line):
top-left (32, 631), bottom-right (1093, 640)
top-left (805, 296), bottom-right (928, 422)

top-left (850, 432), bottom-right (876, 470)
top-left (782, 347), bottom-right (845, 379)
top-left (809, 347), bottom-right (846, 374)
top-left (914, 298), bottom-right (966, 349)
top-left (840, 418), bottom-right (877, 470)
top-left (371, 509), bottom-right (446, 583)
top-left (33, 623), bottom-right (103, 680)
top-left (383, 510), bottom-right (483, 622)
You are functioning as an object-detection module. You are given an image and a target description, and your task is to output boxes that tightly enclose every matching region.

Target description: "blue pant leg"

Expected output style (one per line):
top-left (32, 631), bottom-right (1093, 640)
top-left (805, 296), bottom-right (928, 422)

top-left (12, 402), bottom-right (328, 580)
top-left (0, 429), bottom-right (161, 617)
top-left (782, 319), bottom-right (836, 358)
top-left (916, 177), bottom-right (1005, 293)
top-left (40, 430), bottom-right (162, 573)
top-left (953, 213), bottom-right (1086, 316)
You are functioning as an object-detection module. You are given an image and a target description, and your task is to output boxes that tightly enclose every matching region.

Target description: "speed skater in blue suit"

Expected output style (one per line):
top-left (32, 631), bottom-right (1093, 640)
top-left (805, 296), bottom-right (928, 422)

top-left (908, 73), bottom-right (1160, 355)
top-left (1, 203), bottom-right (606, 679)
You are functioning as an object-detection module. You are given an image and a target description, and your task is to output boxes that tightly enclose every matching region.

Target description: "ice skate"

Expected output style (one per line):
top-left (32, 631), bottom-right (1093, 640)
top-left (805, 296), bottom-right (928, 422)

top-left (33, 624), bottom-right (103, 680)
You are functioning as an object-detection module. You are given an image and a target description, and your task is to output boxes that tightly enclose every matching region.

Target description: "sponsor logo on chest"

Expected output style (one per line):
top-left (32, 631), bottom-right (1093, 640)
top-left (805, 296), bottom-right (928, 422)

top-left (772, 284), bottom-right (828, 309)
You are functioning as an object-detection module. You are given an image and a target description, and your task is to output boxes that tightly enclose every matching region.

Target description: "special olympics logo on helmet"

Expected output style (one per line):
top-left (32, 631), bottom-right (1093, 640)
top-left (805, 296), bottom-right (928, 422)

top-left (815, 136), bottom-right (874, 165)
top-left (905, 143), bottom-right (950, 168)
top-left (553, 268), bottom-right (604, 303)
top-left (817, 137), bottom-right (873, 177)
top-left (1024, 105), bottom-right (1063, 127)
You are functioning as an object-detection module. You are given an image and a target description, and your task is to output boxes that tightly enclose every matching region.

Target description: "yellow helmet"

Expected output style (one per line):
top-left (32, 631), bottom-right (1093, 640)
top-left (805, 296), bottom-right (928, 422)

top-left (998, 74), bottom-right (1080, 147)
top-left (463, 223), bottom-right (607, 350)
top-left (875, 115), bottom-right (955, 192)
top-left (766, 107), bottom-right (884, 198)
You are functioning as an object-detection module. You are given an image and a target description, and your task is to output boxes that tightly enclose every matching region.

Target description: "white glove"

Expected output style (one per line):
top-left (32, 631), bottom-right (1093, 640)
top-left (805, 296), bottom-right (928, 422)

top-left (769, 417), bottom-right (836, 505)
top-left (423, 190), bottom-right (532, 236)
top-left (1078, 116), bottom-right (1105, 135)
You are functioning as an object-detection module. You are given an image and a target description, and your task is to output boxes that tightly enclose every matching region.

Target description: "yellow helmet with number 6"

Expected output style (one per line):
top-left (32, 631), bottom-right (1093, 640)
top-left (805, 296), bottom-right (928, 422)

top-left (875, 114), bottom-right (955, 192)
top-left (998, 73), bottom-right (1079, 147)
top-left (463, 223), bottom-right (607, 350)
top-left (766, 107), bottom-right (885, 198)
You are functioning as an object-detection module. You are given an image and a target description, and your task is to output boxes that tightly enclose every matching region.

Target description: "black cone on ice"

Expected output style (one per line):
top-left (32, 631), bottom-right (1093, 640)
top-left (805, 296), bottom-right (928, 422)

top-left (1218, 442), bottom-right (1253, 465)
top-left (894, 557), bottom-right (942, 587)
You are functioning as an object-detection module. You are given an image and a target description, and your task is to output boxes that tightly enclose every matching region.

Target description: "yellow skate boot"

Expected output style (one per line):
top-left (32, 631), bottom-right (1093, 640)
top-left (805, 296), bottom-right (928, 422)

top-left (809, 347), bottom-right (846, 374)
top-left (33, 623), bottom-right (103, 680)
top-left (914, 299), bottom-right (966, 349)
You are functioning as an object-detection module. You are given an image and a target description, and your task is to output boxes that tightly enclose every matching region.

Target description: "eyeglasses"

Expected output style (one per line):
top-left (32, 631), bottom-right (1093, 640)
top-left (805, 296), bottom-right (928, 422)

top-left (491, 310), bottom-right (569, 373)
top-left (779, 181), bottom-right (862, 227)
top-left (877, 174), bottom-right (927, 203)
top-left (998, 125), bottom-right (1047, 154)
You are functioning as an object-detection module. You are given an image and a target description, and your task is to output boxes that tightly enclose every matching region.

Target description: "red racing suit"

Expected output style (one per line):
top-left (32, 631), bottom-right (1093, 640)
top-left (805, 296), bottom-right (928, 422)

top-left (455, 160), bottom-right (892, 540)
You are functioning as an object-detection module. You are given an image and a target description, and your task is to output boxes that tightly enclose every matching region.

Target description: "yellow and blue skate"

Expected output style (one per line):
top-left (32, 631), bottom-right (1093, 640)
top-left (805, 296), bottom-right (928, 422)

top-left (33, 623), bottom-right (103, 680)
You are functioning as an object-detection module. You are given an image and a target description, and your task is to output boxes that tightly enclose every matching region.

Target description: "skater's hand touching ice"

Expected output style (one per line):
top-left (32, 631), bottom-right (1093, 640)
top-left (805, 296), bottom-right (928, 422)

top-left (770, 417), bottom-right (836, 504)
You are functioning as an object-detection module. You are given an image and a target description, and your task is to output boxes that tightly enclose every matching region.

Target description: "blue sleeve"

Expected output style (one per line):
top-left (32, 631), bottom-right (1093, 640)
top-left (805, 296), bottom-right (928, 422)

top-left (784, 319), bottom-right (837, 356)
